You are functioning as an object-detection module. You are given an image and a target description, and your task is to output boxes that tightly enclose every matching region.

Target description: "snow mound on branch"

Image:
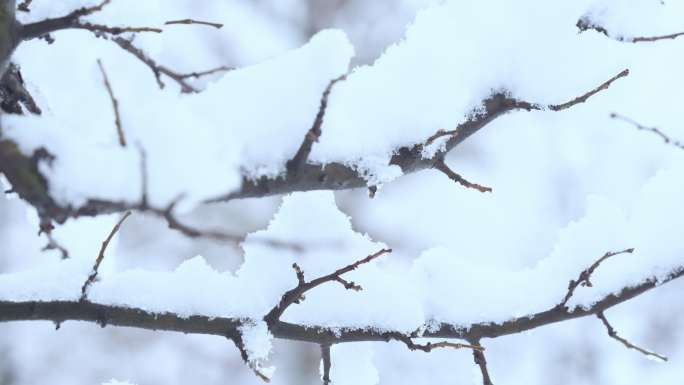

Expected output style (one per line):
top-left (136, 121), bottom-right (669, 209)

top-left (3, 29), bottom-right (353, 212)
top-left (311, 0), bottom-right (632, 183)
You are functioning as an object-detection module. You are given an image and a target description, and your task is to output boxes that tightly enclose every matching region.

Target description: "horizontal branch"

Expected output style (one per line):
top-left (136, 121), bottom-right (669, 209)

top-left (1, 265), bottom-right (681, 345)
top-left (577, 18), bottom-right (684, 43)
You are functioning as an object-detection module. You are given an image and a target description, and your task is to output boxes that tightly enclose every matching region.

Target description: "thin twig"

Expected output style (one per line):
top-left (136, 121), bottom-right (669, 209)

top-left (41, 229), bottom-right (70, 260)
top-left (423, 69), bottom-right (628, 147)
top-left (96, 59), bottom-right (126, 147)
top-left (611, 113), bottom-right (683, 150)
top-left (577, 18), bottom-right (684, 43)
top-left (384, 332), bottom-right (484, 353)
top-left (113, 37), bottom-right (223, 93)
top-left (20, 0), bottom-right (162, 41)
top-left (597, 311), bottom-right (668, 361)
top-left (264, 248), bottom-right (392, 324)
top-left (434, 159), bottom-right (492, 193)
top-left (79, 211), bottom-right (132, 301)
top-left (287, 75), bottom-right (347, 174)
top-left (230, 335), bottom-right (271, 383)
top-left (321, 343), bottom-right (332, 385)
top-left (165, 19), bottom-right (223, 29)
top-left (548, 69), bottom-right (629, 111)
top-left (559, 248), bottom-right (634, 308)
top-left (471, 340), bottom-right (494, 385)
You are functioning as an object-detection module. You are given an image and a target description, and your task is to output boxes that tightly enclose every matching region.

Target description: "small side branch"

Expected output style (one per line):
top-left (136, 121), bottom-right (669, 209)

top-left (287, 75), bottom-right (347, 175)
top-left (165, 19), bottom-right (223, 29)
top-left (471, 340), bottom-right (494, 385)
top-left (434, 159), bottom-right (492, 193)
top-left (112, 37), bottom-right (228, 93)
top-left (264, 248), bottom-right (392, 324)
top-left (230, 335), bottom-right (272, 383)
top-left (384, 332), bottom-right (484, 353)
top-left (559, 248), bottom-right (634, 308)
top-left (321, 343), bottom-right (332, 385)
top-left (96, 59), bottom-right (126, 147)
top-left (79, 211), bottom-right (132, 301)
top-left (577, 18), bottom-right (684, 43)
top-left (423, 69), bottom-right (629, 146)
top-left (597, 311), bottom-right (668, 362)
top-left (611, 113), bottom-right (683, 150)
top-left (19, 0), bottom-right (162, 41)
top-left (548, 69), bottom-right (629, 111)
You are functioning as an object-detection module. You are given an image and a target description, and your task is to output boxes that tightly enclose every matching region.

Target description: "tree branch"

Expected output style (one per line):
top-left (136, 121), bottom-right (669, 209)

top-left (0, 265), bottom-right (680, 346)
top-left (0, 69), bottom-right (629, 226)
top-left (18, 0), bottom-right (162, 41)
top-left (96, 59), bottom-right (126, 147)
top-left (320, 343), bottom-right (331, 385)
top-left (80, 211), bottom-right (131, 301)
top-left (559, 248), bottom-right (634, 308)
top-left (577, 18), bottom-right (684, 43)
top-left (286, 75), bottom-right (346, 175)
top-left (611, 113), bottom-right (683, 150)
top-left (263, 248), bottom-right (392, 324)
top-left (596, 311), bottom-right (668, 362)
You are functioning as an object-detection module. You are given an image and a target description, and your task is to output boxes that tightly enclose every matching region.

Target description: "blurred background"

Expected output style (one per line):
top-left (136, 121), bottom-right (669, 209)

top-left (1, 0), bottom-right (683, 384)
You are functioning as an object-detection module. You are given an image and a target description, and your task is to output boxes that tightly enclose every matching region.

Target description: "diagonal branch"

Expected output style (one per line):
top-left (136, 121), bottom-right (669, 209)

top-left (286, 74), bottom-right (347, 175)
top-left (597, 311), bottom-right (668, 361)
top-left (0, 70), bottom-right (630, 224)
top-left (434, 159), bottom-right (492, 193)
top-left (96, 58), bottom-right (126, 147)
top-left (79, 211), bottom-right (132, 301)
top-left (264, 248), bottom-right (392, 324)
top-left (611, 113), bottom-right (684, 150)
top-left (559, 248), bottom-right (634, 308)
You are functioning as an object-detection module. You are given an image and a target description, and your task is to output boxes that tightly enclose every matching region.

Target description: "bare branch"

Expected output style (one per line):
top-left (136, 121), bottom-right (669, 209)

top-left (79, 211), bottom-right (132, 301)
top-left (264, 248), bottom-right (392, 324)
top-left (434, 159), bottom-right (492, 193)
top-left (0, 264), bottom-right (681, 345)
top-left (96, 59), bottom-right (126, 147)
top-left (287, 74), bottom-right (347, 175)
top-left (41, 227), bottom-right (69, 259)
top-left (577, 18), bottom-right (684, 43)
top-left (321, 343), bottom-right (332, 385)
top-left (424, 69), bottom-right (629, 146)
top-left (19, 0), bottom-right (162, 41)
top-left (597, 311), bottom-right (668, 362)
top-left (559, 248), bottom-right (634, 308)
top-left (547, 69), bottom-right (629, 111)
top-left (383, 332), bottom-right (484, 353)
top-left (471, 341), bottom-right (494, 385)
top-left (165, 19), bottom-right (223, 29)
top-left (611, 113), bottom-right (683, 150)
top-left (112, 37), bottom-right (223, 93)
top-left (230, 334), bottom-right (272, 383)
